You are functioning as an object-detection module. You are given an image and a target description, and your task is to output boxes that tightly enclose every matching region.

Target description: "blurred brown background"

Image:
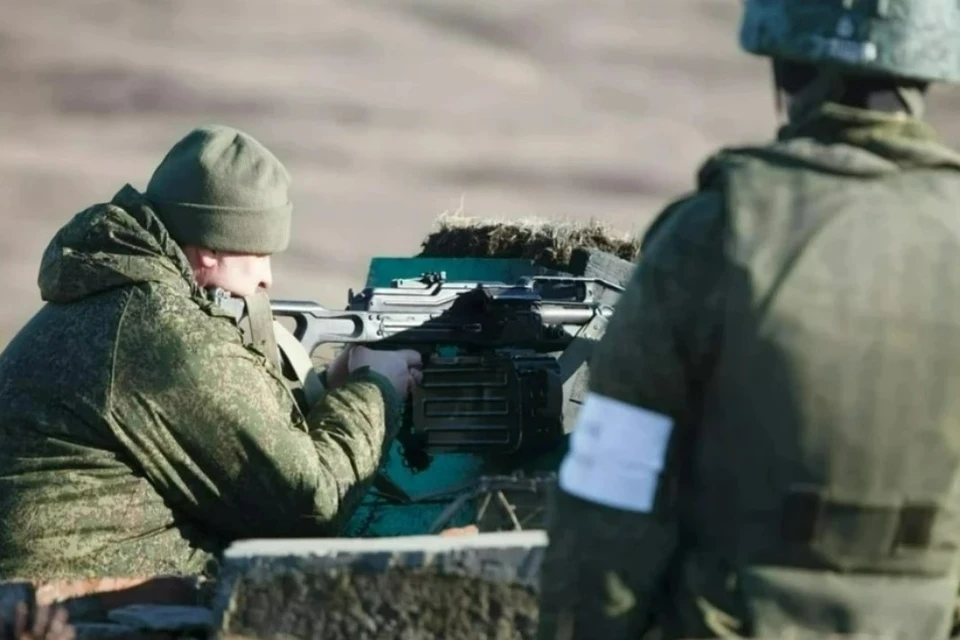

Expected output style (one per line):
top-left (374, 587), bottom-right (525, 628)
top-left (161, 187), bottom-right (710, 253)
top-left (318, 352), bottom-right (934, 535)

top-left (3, 0), bottom-right (960, 346)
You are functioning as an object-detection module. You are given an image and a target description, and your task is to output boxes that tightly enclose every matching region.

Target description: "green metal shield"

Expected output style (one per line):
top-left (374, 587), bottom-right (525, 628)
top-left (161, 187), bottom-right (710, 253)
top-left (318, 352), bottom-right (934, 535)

top-left (342, 257), bottom-right (570, 538)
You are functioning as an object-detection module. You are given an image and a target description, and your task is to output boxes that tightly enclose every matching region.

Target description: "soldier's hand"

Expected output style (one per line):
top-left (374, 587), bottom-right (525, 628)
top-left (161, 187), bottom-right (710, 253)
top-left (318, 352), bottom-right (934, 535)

top-left (438, 525), bottom-right (480, 537)
top-left (348, 347), bottom-right (423, 396)
top-left (324, 345), bottom-right (354, 390)
top-left (3, 602), bottom-right (75, 640)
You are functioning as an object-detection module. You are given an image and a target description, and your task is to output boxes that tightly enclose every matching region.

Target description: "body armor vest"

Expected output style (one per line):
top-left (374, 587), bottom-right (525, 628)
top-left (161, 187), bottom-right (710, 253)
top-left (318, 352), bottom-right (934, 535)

top-left (662, 127), bottom-right (960, 638)
top-left (683, 130), bottom-right (960, 577)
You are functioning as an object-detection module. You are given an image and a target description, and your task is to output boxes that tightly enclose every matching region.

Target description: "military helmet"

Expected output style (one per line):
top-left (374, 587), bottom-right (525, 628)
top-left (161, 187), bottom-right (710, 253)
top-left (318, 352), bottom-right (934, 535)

top-left (739, 0), bottom-right (960, 83)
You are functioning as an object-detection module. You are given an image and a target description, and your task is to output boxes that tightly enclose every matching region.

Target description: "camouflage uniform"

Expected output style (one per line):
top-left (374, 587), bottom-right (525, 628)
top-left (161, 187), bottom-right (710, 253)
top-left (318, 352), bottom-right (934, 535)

top-left (538, 2), bottom-right (960, 638)
top-left (0, 144), bottom-right (402, 580)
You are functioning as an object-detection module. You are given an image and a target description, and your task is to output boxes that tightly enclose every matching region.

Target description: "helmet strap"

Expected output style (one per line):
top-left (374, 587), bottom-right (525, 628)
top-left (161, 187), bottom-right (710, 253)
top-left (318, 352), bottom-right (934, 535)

top-left (774, 60), bottom-right (927, 123)
top-left (891, 86), bottom-right (926, 119)
top-left (772, 68), bottom-right (787, 127)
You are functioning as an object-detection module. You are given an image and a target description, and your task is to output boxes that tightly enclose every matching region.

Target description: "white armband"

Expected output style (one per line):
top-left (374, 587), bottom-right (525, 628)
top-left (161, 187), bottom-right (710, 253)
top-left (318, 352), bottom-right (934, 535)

top-left (559, 392), bottom-right (674, 513)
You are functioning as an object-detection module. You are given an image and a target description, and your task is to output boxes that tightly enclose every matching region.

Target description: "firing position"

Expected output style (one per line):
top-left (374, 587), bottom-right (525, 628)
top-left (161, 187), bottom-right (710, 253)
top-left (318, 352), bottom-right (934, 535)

top-left (0, 125), bottom-right (421, 579)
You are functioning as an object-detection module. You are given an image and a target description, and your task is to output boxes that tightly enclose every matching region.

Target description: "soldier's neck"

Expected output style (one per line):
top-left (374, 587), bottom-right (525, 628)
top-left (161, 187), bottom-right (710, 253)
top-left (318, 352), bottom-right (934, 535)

top-left (777, 70), bottom-right (927, 127)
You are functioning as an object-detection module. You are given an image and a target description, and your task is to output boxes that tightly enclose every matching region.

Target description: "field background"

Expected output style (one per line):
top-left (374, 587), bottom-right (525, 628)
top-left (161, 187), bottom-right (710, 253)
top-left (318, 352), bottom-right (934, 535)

top-left (3, 0), bottom-right (960, 345)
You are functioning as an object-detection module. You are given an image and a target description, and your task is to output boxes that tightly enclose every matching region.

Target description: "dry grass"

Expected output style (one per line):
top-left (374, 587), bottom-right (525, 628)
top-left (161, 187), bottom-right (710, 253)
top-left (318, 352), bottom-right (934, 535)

top-left (418, 213), bottom-right (640, 272)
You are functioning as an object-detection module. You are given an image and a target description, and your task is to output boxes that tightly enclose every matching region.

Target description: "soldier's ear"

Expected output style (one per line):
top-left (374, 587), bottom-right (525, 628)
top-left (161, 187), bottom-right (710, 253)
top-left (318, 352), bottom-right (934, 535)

top-left (198, 248), bottom-right (219, 268)
top-left (182, 245), bottom-right (220, 269)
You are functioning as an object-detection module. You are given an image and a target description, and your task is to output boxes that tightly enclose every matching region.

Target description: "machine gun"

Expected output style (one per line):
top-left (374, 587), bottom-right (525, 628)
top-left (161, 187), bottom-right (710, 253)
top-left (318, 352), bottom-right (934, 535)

top-left (271, 272), bottom-right (620, 470)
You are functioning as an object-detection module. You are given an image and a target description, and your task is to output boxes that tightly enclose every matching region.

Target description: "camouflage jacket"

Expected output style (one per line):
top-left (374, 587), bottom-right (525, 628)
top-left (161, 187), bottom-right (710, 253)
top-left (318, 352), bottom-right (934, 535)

top-left (0, 185), bottom-right (402, 580)
top-left (538, 103), bottom-right (960, 639)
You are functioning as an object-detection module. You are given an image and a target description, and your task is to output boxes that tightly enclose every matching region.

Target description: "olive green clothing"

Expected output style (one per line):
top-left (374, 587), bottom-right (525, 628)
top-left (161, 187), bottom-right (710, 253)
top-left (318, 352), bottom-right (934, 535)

top-left (145, 125), bottom-right (293, 254)
top-left (0, 185), bottom-right (401, 580)
top-left (539, 105), bottom-right (960, 639)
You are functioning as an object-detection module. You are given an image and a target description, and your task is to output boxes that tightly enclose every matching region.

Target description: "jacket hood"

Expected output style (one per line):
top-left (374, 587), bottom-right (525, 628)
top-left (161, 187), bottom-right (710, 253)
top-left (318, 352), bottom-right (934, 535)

top-left (38, 185), bottom-right (202, 303)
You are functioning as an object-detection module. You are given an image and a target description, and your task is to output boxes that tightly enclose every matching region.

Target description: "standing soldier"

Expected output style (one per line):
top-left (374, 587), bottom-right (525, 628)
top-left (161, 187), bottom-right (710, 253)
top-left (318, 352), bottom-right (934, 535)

top-left (538, 1), bottom-right (960, 638)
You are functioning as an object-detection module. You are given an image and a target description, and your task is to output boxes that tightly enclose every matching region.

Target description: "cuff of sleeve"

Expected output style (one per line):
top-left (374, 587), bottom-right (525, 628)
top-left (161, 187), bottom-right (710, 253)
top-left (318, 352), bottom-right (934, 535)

top-left (346, 367), bottom-right (404, 435)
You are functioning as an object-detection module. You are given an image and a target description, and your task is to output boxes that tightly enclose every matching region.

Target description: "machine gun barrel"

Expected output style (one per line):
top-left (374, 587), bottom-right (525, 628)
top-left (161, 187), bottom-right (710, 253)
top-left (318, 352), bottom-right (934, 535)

top-left (270, 301), bottom-right (605, 353)
top-left (270, 273), bottom-right (620, 464)
top-left (272, 281), bottom-right (612, 353)
top-left (539, 306), bottom-right (601, 325)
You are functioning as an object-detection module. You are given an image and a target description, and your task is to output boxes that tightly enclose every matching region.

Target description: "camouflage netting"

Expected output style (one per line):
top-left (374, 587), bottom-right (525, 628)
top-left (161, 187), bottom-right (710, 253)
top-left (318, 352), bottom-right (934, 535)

top-left (418, 214), bottom-right (640, 272)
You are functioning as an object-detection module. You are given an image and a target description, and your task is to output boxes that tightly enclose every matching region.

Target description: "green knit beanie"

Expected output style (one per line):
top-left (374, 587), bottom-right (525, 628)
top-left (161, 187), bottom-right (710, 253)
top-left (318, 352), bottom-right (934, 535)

top-left (144, 125), bottom-right (292, 254)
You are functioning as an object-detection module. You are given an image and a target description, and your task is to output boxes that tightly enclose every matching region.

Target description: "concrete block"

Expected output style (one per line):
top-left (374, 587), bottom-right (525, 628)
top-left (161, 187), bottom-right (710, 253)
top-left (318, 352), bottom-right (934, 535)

top-left (73, 622), bottom-right (150, 639)
top-left (212, 531), bottom-right (548, 640)
top-left (32, 575), bottom-right (205, 624)
top-left (108, 604), bottom-right (214, 634)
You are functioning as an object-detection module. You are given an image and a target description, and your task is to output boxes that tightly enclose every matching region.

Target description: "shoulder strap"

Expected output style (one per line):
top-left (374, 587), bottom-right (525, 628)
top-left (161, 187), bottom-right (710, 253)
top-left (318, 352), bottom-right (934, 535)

top-left (273, 320), bottom-right (326, 409)
top-left (242, 291), bottom-right (282, 372)
top-left (226, 290), bottom-right (327, 411)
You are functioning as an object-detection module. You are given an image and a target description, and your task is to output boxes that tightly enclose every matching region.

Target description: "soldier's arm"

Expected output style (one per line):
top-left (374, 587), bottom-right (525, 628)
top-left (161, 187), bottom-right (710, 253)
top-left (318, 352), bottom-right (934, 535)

top-left (109, 326), bottom-right (403, 541)
top-left (537, 190), bottom-right (726, 640)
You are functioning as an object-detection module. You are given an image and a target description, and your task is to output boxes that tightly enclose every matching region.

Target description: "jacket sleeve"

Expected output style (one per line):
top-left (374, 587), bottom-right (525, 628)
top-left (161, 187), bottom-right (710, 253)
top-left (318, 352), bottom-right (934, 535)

top-left (108, 302), bottom-right (403, 541)
top-left (537, 190), bottom-right (727, 640)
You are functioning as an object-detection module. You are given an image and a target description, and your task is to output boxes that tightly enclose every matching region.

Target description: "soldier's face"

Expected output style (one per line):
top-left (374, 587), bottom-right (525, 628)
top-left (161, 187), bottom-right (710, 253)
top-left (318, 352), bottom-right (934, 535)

top-left (187, 247), bottom-right (273, 296)
top-left (214, 253), bottom-right (274, 296)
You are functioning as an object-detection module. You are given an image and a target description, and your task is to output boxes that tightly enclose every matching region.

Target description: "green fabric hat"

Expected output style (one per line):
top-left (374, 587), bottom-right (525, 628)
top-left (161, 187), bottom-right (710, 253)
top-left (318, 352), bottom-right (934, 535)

top-left (145, 125), bottom-right (293, 254)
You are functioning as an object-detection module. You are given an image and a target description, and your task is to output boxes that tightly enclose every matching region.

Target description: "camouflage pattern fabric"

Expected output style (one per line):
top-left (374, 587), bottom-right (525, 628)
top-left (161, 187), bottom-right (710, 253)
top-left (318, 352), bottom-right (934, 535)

top-left (739, 0), bottom-right (960, 84)
top-left (538, 100), bottom-right (960, 639)
top-left (0, 185), bottom-right (403, 580)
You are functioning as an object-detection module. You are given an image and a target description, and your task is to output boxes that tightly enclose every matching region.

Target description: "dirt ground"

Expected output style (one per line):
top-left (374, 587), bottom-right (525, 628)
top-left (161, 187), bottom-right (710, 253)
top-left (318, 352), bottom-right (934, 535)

top-left (3, 0), bottom-right (960, 345)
